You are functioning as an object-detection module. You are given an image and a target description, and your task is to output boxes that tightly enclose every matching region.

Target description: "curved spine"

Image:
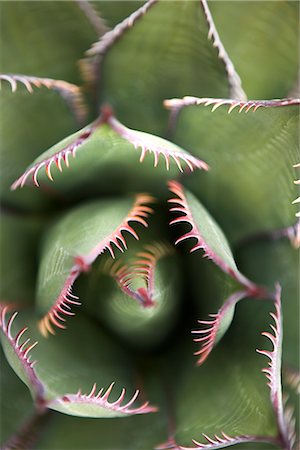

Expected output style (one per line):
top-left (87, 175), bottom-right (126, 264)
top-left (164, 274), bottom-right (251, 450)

top-left (200, 0), bottom-right (246, 101)
top-left (86, 0), bottom-right (158, 57)
top-left (50, 382), bottom-right (158, 416)
top-left (11, 122), bottom-right (99, 190)
top-left (164, 96), bottom-right (300, 113)
top-left (107, 115), bottom-right (208, 173)
top-left (0, 306), bottom-right (45, 406)
top-left (192, 291), bottom-right (246, 366)
top-left (38, 194), bottom-right (154, 336)
top-left (178, 432), bottom-right (275, 449)
top-left (168, 180), bottom-right (262, 296)
top-left (0, 73), bottom-right (87, 124)
top-left (118, 242), bottom-right (174, 306)
top-left (257, 285), bottom-right (295, 450)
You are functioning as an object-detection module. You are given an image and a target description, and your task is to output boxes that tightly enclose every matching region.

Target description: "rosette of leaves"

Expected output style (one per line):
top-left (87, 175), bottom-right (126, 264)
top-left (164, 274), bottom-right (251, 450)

top-left (0, 2), bottom-right (299, 450)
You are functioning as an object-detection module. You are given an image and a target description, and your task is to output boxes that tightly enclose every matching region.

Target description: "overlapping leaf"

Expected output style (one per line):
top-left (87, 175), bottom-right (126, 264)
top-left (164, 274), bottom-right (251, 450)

top-left (167, 101), bottom-right (299, 244)
top-left (0, 311), bottom-right (157, 419)
top-left (208, 1), bottom-right (299, 99)
top-left (36, 194), bottom-right (154, 335)
top-left (0, 214), bottom-right (45, 308)
top-left (162, 299), bottom-right (286, 449)
top-left (0, 1), bottom-right (98, 209)
top-left (11, 112), bottom-right (206, 197)
top-left (168, 182), bottom-right (267, 365)
top-left (87, 0), bottom-right (243, 136)
top-left (79, 239), bottom-right (181, 349)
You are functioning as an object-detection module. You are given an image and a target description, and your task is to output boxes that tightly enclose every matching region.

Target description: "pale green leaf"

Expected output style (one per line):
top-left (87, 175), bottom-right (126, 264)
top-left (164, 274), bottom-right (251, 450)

top-left (36, 195), bottom-right (154, 335)
top-left (1, 311), bottom-right (156, 419)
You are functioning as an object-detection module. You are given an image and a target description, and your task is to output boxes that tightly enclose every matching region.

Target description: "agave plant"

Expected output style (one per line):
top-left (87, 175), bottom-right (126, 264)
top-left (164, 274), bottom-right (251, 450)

top-left (0, 2), bottom-right (299, 449)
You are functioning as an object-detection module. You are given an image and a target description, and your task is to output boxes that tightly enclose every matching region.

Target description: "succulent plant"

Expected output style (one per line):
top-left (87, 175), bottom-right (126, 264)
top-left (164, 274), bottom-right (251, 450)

top-left (0, 2), bottom-right (299, 449)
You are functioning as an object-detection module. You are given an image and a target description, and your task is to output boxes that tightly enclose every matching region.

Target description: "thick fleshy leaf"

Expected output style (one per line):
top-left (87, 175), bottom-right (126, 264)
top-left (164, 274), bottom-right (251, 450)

top-left (11, 111), bottom-right (207, 196)
top-left (34, 362), bottom-right (168, 449)
top-left (87, 0), bottom-right (244, 136)
top-left (0, 214), bottom-right (44, 308)
top-left (36, 194), bottom-right (154, 335)
top-left (237, 238), bottom-right (299, 370)
top-left (208, 1), bottom-right (299, 99)
top-left (80, 239), bottom-right (181, 349)
top-left (0, 347), bottom-right (36, 447)
top-left (0, 1), bottom-right (97, 208)
top-left (168, 181), bottom-right (261, 294)
top-left (167, 101), bottom-right (299, 243)
top-left (168, 181), bottom-right (268, 365)
top-left (1, 311), bottom-right (157, 419)
top-left (34, 411), bottom-right (168, 450)
top-left (163, 299), bottom-right (285, 449)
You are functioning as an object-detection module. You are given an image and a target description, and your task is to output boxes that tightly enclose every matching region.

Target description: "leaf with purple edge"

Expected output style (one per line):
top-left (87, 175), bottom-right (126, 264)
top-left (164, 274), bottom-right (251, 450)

top-left (79, 239), bottom-right (181, 349)
top-left (11, 110), bottom-right (207, 197)
top-left (1, 311), bottom-right (158, 419)
top-left (86, 0), bottom-right (244, 136)
top-left (36, 194), bottom-right (155, 336)
top-left (0, 1), bottom-right (98, 209)
top-left (162, 299), bottom-right (285, 449)
top-left (168, 181), bottom-right (263, 295)
top-left (168, 181), bottom-right (268, 365)
top-left (167, 101), bottom-right (299, 244)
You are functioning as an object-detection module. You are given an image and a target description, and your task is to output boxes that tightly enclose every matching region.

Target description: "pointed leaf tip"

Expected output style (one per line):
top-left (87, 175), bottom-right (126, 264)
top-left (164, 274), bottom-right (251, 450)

top-left (49, 382), bottom-right (158, 418)
top-left (0, 306), bottom-right (45, 405)
top-left (37, 194), bottom-right (155, 336)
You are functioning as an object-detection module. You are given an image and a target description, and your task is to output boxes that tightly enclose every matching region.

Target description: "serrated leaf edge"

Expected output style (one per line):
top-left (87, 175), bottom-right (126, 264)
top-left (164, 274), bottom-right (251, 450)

top-left (256, 284), bottom-right (295, 450)
top-left (48, 381), bottom-right (158, 416)
top-left (168, 180), bottom-right (263, 296)
top-left (0, 73), bottom-right (87, 124)
top-left (192, 290), bottom-right (246, 366)
top-left (199, 0), bottom-right (246, 101)
top-left (0, 306), bottom-right (45, 408)
top-left (38, 194), bottom-right (155, 336)
top-left (11, 108), bottom-right (206, 190)
top-left (164, 96), bottom-right (300, 113)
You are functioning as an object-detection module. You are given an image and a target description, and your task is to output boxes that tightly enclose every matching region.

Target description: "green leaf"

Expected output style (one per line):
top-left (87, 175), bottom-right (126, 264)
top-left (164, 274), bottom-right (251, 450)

top-left (11, 113), bottom-right (206, 197)
top-left (0, 347), bottom-right (35, 446)
top-left (208, 1), bottom-right (299, 98)
top-left (34, 411), bottom-right (168, 450)
top-left (0, 214), bottom-right (45, 308)
top-left (89, 0), bottom-right (239, 136)
top-left (237, 238), bottom-right (299, 369)
top-left (167, 300), bottom-right (280, 448)
top-left (170, 103), bottom-right (299, 243)
top-left (0, 1), bottom-right (97, 209)
top-left (168, 181), bottom-right (259, 292)
top-left (80, 240), bottom-right (181, 349)
top-left (36, 194), bottom-right (154, 335)
top-left (1, 311), bottom-right (157, 419)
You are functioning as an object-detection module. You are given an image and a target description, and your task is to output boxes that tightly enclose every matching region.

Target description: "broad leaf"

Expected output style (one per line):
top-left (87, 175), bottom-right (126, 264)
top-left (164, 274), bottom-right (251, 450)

top-left (87, 0), bottom-right (243, 136)
top-left (208, 1), bottom-right (299, 99)
top-left (0, 1), bottom-right (97, 209)
top-left (168, 102), bottom-right (299, 243)
top-left (0, 214), bottom-right (45, 308)
top-left (1, 311), bottom-right (157, 419)
top-left (168, 181), bottom-right (267, 365)
top-left (36, 194), bottom-right (154, 335)
top-left (165, 299), bottom-right (283, 448)
top-left (11, 112), bottom-right (206, 197)
top-left (237, 238), bottom-right (299, 369)
top-left (0, 347), bottom-right (36, 447)
top-left (34, 411), bottom-right (168, 450)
